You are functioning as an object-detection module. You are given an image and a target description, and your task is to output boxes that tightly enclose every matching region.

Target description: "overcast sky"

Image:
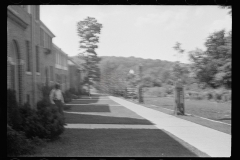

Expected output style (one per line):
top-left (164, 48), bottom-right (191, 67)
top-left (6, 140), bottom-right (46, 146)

top-left (40, 5), bottom-right (231, 64)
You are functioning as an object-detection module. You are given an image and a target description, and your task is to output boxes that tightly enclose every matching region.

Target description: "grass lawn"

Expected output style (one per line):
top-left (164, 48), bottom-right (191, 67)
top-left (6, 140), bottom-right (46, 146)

top-left (64, 112), bottom-right (153, 125)
top-left (64, 104), bottom-right (111, 112)
top-left (23, 129), bottom-right (200, 157)
top-left (143, 97), bottom-right (231, 124)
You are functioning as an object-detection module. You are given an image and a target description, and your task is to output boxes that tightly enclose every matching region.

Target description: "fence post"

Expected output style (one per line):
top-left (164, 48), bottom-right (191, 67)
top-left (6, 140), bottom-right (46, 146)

top-left (174, 79), bottom-right (185, 115)
top-left (138, 65), bottom-right (144, 103)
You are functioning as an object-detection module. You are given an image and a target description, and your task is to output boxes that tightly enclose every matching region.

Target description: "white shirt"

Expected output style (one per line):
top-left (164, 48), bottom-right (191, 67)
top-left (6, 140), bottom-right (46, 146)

top-left (49, 89), bottom-right (65, 104)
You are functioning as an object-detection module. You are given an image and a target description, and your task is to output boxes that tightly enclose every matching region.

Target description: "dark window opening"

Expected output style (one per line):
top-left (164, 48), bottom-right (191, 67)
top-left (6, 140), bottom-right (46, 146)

top-left (36, 46), bottom-right (39, 72)
top-left (26, 41), bottom-right (31, 72)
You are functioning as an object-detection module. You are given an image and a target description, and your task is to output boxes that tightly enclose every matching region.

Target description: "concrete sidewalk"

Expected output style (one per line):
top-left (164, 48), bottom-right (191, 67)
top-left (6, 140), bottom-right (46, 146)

top-left (109, 96), bottom-right (231, 157)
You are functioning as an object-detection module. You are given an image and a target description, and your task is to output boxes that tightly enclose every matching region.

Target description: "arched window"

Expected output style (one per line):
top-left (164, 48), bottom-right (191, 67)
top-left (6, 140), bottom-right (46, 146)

top-left (10, 40), bottom-right (21, 103)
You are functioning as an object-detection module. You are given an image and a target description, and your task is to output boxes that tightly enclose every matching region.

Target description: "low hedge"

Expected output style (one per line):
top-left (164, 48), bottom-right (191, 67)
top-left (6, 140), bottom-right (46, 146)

top-left (7, 88), bottom-right (65, 156)
top-left (7, 124), bottom-right (34, 156)
top-left (186, 89), bottom-right (231, 102)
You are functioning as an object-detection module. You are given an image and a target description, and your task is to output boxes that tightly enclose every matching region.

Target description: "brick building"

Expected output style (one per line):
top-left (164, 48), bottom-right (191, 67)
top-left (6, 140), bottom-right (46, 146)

top-left (39, 21), bottom-right (56, 88)
top-left (68, 58), bottom-right (86, 94)
top-left (7, 5), bottom-right (67, 107)
top-left (52, 44), bottom-right (69, 92)
top-left (7, 5), bottom-right (85, 107)
top-left (7, 5), bottom-right (44, 107)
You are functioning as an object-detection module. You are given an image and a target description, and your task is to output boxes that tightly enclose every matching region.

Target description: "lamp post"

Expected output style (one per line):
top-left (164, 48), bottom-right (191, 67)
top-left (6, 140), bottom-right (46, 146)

top-left (128, 69), bottom-right (135, 100)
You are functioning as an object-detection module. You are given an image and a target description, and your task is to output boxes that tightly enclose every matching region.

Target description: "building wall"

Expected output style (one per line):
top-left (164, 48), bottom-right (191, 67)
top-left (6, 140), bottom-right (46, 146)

top-left (68, 64), bottom-right (83, 94)
top-left (7, 5), bottom-right (52, 107)
top-left (7, 5), bottom-right (32, 105)
top-left (53, 44), bottom-right (69, 92)
top-left (7, 5), bottom-right (83, 107)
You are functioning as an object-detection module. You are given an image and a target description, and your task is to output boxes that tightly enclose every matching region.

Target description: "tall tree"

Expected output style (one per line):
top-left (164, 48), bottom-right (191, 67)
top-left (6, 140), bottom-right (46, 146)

top-left (77, 17), bottom-right (103, 93)
top-left (189, 30), bottom-right (231, 88)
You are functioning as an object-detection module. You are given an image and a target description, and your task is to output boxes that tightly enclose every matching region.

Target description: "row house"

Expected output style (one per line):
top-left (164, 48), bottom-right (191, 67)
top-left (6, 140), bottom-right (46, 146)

top-left (7, 5), bottom-right (42, 107)
top-left (7, 5), bottom-right (82, 108)
top-left (53, 44), bottom-right (69, 92)
top-left (39, 21), bottom-right (55, 89)
top-left (68, 58), bottom-right (87, 94)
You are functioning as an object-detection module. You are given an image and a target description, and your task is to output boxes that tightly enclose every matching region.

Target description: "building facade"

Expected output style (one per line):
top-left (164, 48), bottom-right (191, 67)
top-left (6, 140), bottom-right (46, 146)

top-left (53, 44), bottom-right (69, 92)
top-left (68, 58), bottom-right (86, 94)
top-left (40, 21), bottom-right (55, 88)
top-left (7, 5), bottom-right (84, 107)
top-left (7, 5), bottom-right (43, 107)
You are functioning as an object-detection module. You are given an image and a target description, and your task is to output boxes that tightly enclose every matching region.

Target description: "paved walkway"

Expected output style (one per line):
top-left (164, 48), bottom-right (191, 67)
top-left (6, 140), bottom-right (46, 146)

top-left (65, 124), bottom-right (158, 129)
top-left (109, 96), bottom-right (231, 157)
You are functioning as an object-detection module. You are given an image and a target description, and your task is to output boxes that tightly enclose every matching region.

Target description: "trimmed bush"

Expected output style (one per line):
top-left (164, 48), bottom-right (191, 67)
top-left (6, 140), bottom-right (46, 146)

top-left (36, 99), bottom-right (65, 140)
top-left (18, 104), bottom-right (45, 139)
top-left (18, 87), bottom-right (65, 140)
top-left (7, 124), bottom-right (34, 156)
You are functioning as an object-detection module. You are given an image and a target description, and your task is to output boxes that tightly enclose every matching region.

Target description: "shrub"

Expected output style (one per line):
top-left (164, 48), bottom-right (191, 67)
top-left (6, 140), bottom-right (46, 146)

top-left (7, 124), bottom-right (35, 156)
top-left (187, 91), bottom-right (204, 100)
top-left (205, 91), bottom-right (214, 100)
top-left (36, 99), bottom-right (65, 140)
top-left (18, 104), bottom-right (45, 139)
top-left (7, 89), bottom-right (22, 131)
top-left (19, 89), bottom-right (65, 140)
top-left (63, 90), bottom-right (72, 103)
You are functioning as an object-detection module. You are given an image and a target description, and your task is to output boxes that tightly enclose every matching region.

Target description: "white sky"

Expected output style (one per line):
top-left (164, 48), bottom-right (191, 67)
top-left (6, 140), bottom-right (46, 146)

top-left (40, 5), bottom-right (231, 64)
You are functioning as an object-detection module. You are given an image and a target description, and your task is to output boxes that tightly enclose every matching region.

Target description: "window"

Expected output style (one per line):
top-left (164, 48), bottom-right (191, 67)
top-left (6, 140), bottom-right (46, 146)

top-left (20, 5), bottom-right (26, 9)
top-left (62, 75), bottom-right (65, 84)
top-left (45, 67), bottom-right (49, 86)
top-left (48, 36), bottom-right (52, 49)
top-left (35, 6), bottom-right (40, 20)
top-left (40, 28), bottom-right (44, 46)
top-left (36, 46), bottom-right (39, 72)
top-left (43, 32), bottom-right (52, 49)
top-left (44, 32), bottom-right (47, 48)
top-left (27, 5), bottom-right (31, 14)
top-left (26, 41), bottom-right (31, 72)
top-left (11, 65), bottom-right (15, 90)
top-left (50, 66), bottom-right (53, 81)
top-left (56, 74), bottom-right (58, 82)
top-left (56, 52), bottom-right (58, 65)
top-left (58, 53), bottom-right (60, 65)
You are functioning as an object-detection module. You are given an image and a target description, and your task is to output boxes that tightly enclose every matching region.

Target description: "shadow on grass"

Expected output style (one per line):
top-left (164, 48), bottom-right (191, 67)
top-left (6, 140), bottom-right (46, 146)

top-left (72, 93), bottom-right (102, 104)
top-left (64, 104), bottom-right (111, 112)
top-left (216, 117), bottom-right (231, 121)
top-left (28, 129), bottom-right (198, 157)
top-left (64, 112), bottom-right (153, 125)
top-left (63, 105), bottom-right (72, 111)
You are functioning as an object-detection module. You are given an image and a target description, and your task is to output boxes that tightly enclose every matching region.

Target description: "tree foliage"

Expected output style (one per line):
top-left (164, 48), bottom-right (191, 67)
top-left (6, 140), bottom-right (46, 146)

top-left (96, 56), bottom-right (193, 93)
top-left (77, 17), bottom-right (103, 84)
top-left (189, 30), bottom-right (231, 89)
top-left (219, 5), bottom-right (232, 16)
